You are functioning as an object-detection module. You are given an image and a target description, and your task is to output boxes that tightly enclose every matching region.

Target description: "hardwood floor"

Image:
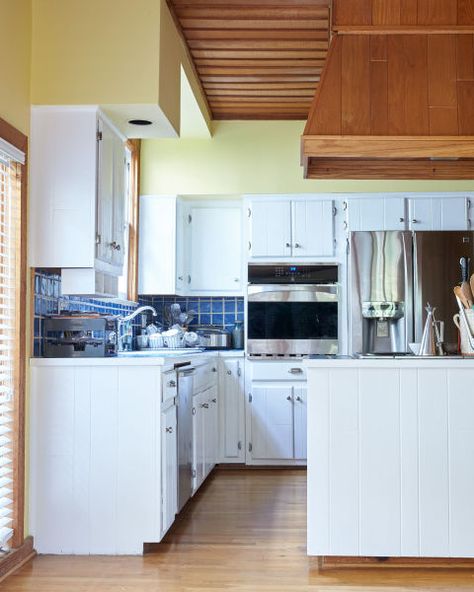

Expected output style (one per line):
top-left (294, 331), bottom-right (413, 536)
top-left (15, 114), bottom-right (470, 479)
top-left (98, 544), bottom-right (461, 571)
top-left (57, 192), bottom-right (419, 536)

top-left (2, 469), bottom-right (474, 591)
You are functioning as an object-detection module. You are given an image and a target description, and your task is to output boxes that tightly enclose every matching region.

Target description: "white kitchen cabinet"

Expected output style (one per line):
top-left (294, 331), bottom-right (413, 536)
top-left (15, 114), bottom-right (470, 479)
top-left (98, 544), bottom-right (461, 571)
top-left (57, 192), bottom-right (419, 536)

top-left (138, 195), bottom-right (177, 295)
top-left (306, 362), bottom-right (474, 558)
top-left (408, 196), bottom-right (471, 230)
top-left (293, 385), bottom-right (307, 460)
top-left (219, 358), bottom-right (245, 464)
top-left (181, 200), bottom-right (243, 295)
top-left (247, 196), bottom-right (335, 259)
top-left (30, 364), bottom-right (162, 554)
top-left (30, 107), bottom-right (127, 297)
top-left (347, 196), bottom-right (407, 231)
top-left (161, 403), bottom-right (177, 537)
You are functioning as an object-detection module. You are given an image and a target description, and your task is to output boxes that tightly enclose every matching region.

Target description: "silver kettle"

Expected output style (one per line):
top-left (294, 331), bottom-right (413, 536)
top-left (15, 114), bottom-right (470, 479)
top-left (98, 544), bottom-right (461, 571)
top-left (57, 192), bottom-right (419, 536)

top-left (418, 303), bottom-right (444, 356)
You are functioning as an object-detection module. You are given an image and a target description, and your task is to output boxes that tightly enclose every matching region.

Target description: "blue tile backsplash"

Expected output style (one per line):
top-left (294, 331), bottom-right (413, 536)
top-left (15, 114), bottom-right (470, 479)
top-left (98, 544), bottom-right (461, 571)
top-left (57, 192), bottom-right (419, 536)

top-left (33, 269), bottom-right (245, 356)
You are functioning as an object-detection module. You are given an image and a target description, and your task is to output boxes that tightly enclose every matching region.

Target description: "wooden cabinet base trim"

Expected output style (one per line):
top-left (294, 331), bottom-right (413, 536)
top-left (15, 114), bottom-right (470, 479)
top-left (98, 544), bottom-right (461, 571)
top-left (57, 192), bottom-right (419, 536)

top-left (319, 555), bottom-right (474, 570)
top-left (0, 537), bottom-right (35, 583)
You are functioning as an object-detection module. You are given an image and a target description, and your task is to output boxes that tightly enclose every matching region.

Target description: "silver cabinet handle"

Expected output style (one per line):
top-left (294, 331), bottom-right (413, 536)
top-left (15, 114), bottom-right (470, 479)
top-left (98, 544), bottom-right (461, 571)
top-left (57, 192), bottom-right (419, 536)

top-left (227, 370), bottom-right (232, 375)
top-left (187, 275), bottom-right (191, 284)
top-left (167, 380), bottom-right (176, 388)
top-left (212, 367), bottom-right (217, 373)
top-left (412, 219), bottom-right (419, 224)
top-left (289, 368), bottom-right (303, 374)
top-left (234, 278), bottom-right (240, 283)
top-left (166, 426), bottom-right (173, 433)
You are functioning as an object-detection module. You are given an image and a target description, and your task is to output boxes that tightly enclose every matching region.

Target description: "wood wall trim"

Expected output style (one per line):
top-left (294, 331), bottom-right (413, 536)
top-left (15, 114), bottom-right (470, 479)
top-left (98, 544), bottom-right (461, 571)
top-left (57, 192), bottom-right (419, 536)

top-left (125, 139), bottom-right (140, 304)
top-left (335, 25), bottom-right (474, 34)
top-left (0, 117), bottom-right (28, 550)
top-left (302, 135), bottom-right (474, 158)
top-left (0, 537), bottom-right (35, 584)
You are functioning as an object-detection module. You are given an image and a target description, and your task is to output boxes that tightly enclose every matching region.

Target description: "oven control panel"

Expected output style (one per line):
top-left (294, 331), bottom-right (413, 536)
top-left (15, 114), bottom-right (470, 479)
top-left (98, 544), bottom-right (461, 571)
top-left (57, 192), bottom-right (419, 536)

top-left (248, 264), bottom-right (338, 284)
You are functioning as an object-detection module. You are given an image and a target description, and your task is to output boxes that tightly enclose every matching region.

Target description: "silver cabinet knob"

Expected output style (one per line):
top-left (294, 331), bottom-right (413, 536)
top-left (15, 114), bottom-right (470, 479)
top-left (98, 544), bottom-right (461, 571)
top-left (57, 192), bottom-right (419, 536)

top-left (166, 426), bottom-right (173, 433)
top-left (285, 242), bottom-right (291, 248)
top-left (296, 396), bottom-right (302, 402)
top-left (212, 367), bottom-right (217, 372)
top-left (168, 380), bottom-right (176, 388)
top-left (227, 370), bottom-right (232, 375)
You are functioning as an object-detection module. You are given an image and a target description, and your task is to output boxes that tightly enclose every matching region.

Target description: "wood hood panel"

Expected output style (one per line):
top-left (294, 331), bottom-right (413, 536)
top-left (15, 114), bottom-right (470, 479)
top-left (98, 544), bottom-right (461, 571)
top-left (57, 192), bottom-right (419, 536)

top-left (302, 32), bottom-right (474, 179)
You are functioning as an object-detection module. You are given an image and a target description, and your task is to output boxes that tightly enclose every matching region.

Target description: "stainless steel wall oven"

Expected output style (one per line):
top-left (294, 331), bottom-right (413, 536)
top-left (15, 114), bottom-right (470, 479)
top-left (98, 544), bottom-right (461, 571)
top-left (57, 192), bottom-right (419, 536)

top-left (247, 264), bottom-right (339, 357)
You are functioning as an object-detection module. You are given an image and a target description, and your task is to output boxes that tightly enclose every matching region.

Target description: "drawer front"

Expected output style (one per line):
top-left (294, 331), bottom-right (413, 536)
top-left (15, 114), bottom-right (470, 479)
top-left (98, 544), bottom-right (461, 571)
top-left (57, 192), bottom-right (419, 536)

top-left (162, 370), bottom-right (177, 404)
top-left (249, 361), bottom-right (306, 382)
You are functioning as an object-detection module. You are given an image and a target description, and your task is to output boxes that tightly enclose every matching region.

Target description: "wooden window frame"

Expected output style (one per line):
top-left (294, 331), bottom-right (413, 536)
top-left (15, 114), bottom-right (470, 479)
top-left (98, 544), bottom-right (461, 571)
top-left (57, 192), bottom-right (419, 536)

top-left (0, 117), bottom-right (33, 574)
top-left (125, 139), bottom-right (140, 303)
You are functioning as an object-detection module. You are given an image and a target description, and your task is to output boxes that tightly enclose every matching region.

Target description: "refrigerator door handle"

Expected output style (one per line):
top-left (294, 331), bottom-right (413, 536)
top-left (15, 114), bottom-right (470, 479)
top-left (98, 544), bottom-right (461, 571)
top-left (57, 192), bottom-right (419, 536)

top-left (412, 231), bottom-right (421, 343)
top-left (403, 231), bottom-right (415, 349)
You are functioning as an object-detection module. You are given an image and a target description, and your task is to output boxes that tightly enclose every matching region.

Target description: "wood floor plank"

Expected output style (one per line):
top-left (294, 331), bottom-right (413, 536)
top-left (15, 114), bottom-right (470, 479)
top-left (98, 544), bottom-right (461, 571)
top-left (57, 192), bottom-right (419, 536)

top-left (4, 470), bottom-right (474, 591)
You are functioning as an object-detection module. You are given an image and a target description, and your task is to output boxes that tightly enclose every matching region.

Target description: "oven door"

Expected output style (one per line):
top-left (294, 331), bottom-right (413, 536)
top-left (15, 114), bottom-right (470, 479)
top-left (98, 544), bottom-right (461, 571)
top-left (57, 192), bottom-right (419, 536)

top-left (247, 284), bottom-right (339, 356)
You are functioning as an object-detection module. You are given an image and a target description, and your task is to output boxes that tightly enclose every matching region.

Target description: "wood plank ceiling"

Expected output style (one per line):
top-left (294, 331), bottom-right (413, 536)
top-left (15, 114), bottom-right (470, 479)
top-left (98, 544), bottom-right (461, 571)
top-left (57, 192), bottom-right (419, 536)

top-left (167, 0), bottom-right (331, 120)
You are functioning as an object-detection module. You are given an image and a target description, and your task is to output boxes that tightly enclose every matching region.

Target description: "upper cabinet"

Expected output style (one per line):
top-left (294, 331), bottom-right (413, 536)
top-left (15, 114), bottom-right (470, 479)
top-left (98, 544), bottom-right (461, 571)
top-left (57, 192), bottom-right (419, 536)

top-left (246, 196), bottom-right (335, 259)
top-left (29, 107), bottom-right (127, 297)
top-left (138, 197), bottom-right (244, 297)
top-left (347, 194), bottom-right (472, 232)
top-left (182, 200), bottom-right (244, 295)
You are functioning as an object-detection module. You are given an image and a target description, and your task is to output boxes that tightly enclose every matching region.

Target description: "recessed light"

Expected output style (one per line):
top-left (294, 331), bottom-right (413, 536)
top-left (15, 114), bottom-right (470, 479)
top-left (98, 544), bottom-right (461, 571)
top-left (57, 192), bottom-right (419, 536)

top-left (128, 119), bottom-right (152, 126)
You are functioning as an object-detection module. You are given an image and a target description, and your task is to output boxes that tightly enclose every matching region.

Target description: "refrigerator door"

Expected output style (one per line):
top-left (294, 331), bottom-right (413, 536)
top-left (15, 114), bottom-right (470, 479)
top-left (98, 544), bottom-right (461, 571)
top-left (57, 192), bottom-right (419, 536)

top-left (350, 231), bottom-right (413, 354)
top-left (414, 231), bottom-right (474, 351)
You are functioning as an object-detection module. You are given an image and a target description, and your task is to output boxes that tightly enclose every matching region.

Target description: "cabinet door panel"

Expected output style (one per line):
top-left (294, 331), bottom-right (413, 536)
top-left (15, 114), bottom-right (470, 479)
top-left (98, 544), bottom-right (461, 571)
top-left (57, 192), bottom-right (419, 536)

top-left (221, 359), bottom-right (244, 461)
top-left (293, 386), bottom-right (307, 460)
top-left (96, 119), bottom-right (114, 264)
top-left (192, 392), bottom-right (205, 493)
top-left (250, 201), bottom-right (291, 258)
top-left (189, 206), bottom-right (242, 292)
top-left (251, 385), bottom-right (293, 460)
top-left (111, 135), bottom-right (126, 267)
top-left (204, 385), bottom-right (218, 476)
top-left (440, 197), bottom-right (470, 230)
top-left (348, 197), bottom-right (406, 231)
top-left (161, 405), bottom-right (177, 536)
top-left (293, 200), bottom-right (334, 256)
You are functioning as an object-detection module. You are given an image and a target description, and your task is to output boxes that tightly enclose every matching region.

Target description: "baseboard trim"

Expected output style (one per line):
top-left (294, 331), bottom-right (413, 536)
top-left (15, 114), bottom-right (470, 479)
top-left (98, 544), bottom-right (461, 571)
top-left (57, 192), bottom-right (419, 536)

top-left (0, 537), bottom-right (35, 583)
top-left (319, 555), bottom-right (474, 570)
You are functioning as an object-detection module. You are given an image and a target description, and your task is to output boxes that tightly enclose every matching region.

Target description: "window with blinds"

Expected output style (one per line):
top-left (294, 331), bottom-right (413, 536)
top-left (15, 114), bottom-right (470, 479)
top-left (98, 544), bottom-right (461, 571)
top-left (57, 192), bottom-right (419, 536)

top-left (0, 143), bottom-right (22, 550)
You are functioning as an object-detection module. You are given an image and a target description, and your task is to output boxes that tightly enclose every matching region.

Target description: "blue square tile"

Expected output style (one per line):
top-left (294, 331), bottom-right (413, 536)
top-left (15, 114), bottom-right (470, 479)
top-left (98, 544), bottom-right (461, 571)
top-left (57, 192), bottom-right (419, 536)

top-left (237, 311), bottom-right (244, 322)
top-left (200, 313), bottom-right (211, 325)
top-left (211, 313), bottom-right (224, 327)
top-left (211, 299), bottom-right (223, 313)
top-left (237, 299), bottom-right (244, 312)
top-left (225, 313), bottom-right (236, 325)
top-left (200, 301), bottom-right (211, 314)
top-left (224, 299), bottom-right (236, 313)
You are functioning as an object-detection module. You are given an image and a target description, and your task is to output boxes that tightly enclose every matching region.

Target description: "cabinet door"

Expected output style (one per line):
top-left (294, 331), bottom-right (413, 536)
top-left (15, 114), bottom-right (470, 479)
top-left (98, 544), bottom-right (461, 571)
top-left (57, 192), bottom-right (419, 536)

top-left (204, 385), bottom-right (218, 477)
top-left (220, 359), bottom-right (245, 463)
top-left (293, 386), bottom-right (307, 460)
top-left (96, 118), bottom-right (115, 264)
top-left (138, 196), bottom-right (177, 295)
top-left (250, 384), bottom-right (294, 460)
top-left (111, 134), bottom-right (126, 268)
top-left (188, 205), bottom-right (243, 293)
top-left (161, 404), bottom-right (177, 536)
top-left (293, 200), bottom-right (334, 256)
top-left (409, 197), bottom-right (470, 231)
top-left (348, 197), bottom-right (406, 231)
top-left (249, 201), bottom-right (292, 258)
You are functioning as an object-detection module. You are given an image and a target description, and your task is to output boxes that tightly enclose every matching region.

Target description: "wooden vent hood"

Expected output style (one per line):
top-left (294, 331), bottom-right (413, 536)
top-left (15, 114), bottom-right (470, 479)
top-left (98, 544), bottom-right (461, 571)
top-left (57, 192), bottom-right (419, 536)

top-left (302, 2), bottom-right (474, 180)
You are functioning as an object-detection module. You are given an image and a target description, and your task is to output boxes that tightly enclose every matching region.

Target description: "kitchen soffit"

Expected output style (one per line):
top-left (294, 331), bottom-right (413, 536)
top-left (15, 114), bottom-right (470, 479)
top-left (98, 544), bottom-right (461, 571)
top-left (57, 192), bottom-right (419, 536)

top-left (166, 0), bottom-right (331, 120)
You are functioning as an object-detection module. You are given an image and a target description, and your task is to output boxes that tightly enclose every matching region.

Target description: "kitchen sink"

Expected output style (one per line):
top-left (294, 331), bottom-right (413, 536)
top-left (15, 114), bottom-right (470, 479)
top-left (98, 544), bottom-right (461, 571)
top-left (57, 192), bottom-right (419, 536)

top-left (118, 348), bottom-right (204, 357)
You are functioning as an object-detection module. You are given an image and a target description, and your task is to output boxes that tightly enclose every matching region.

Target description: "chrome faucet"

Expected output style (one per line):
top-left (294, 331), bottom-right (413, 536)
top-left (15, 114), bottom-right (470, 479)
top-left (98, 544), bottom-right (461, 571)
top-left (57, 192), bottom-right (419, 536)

top-left (117, 306), bottom-right (158, 352)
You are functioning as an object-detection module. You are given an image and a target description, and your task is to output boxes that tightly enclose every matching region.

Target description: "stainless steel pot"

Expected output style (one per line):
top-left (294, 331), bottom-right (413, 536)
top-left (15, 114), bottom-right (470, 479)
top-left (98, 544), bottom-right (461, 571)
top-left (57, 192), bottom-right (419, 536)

top-left (194, 326), bottom-right (232, 349)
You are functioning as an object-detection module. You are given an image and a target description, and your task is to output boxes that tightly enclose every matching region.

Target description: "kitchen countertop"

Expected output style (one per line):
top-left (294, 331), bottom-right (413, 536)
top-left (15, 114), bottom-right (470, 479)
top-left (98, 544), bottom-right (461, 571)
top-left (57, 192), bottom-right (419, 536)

top-left (30, 349), bottom-right (245, 367)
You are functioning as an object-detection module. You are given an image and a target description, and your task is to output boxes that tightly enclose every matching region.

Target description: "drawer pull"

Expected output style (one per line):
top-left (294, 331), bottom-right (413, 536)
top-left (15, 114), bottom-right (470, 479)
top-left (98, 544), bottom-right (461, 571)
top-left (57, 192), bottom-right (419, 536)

top-left (289, 368), bottom-right (303, 374)
top-left (167, 380), bottom-right (176, 388)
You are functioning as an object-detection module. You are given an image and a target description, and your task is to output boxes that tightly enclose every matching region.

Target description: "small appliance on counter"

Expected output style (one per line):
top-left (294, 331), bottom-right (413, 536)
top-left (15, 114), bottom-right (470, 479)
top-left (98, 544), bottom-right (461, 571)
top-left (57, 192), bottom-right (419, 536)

top-left (43, 312), bottom-right (117, 357)
top-left (194, 326), bottom-right (232, 350)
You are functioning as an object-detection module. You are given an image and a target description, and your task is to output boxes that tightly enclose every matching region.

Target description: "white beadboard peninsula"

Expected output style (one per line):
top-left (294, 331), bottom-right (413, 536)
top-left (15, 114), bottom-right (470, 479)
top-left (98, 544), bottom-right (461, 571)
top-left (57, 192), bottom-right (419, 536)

top-left (304, 357), bottom-right (474, 559)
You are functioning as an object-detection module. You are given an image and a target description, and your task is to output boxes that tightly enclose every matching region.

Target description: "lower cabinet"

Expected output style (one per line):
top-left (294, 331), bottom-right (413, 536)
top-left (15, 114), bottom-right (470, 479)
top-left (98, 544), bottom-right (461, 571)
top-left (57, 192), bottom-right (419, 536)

top-left (247, 383), bottom-right (307, 463)
top-left (219, 357), bottom-right (245, 463)
top-left (161, 402), bottom-right (177, 537)
top-left (192, 383), bottom-right (218, 494)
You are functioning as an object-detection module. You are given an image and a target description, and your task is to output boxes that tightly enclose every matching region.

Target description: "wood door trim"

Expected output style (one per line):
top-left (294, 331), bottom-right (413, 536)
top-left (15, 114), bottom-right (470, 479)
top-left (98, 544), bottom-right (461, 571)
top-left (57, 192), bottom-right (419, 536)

top-left (335, 26), bottom-right (474, 34)
top-left (125, 139), bottom-right (140, 303)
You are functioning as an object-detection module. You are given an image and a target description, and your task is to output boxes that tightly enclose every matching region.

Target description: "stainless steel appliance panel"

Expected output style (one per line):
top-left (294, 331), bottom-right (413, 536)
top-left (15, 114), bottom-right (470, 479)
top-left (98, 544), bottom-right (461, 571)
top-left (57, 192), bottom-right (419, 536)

top-left (414, 231), bottom-right (474, 350)
top-left (350, 231), bottom-right (413, 354)
top-left (177, 367), bottom-right (195, 512)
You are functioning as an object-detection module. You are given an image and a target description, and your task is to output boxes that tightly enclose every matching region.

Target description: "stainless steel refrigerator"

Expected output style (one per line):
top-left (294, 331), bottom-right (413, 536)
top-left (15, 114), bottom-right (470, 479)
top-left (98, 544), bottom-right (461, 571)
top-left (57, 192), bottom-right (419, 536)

top-left (350, 231), bottom-right (474, 355)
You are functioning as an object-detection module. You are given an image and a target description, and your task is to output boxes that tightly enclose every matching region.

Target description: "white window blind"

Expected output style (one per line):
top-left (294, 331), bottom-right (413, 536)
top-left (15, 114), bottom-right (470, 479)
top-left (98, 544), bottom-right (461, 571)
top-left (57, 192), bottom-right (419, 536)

top-left (0, 146), bottom-right (22, 549)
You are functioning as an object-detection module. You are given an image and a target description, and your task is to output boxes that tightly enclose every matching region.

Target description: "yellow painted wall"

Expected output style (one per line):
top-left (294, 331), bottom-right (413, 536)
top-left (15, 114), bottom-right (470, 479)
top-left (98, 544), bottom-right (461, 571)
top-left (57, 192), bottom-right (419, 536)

top-left (0, 0), bottom-right (32, 134)
top-left (141, 120), bottom-right (474, 195)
